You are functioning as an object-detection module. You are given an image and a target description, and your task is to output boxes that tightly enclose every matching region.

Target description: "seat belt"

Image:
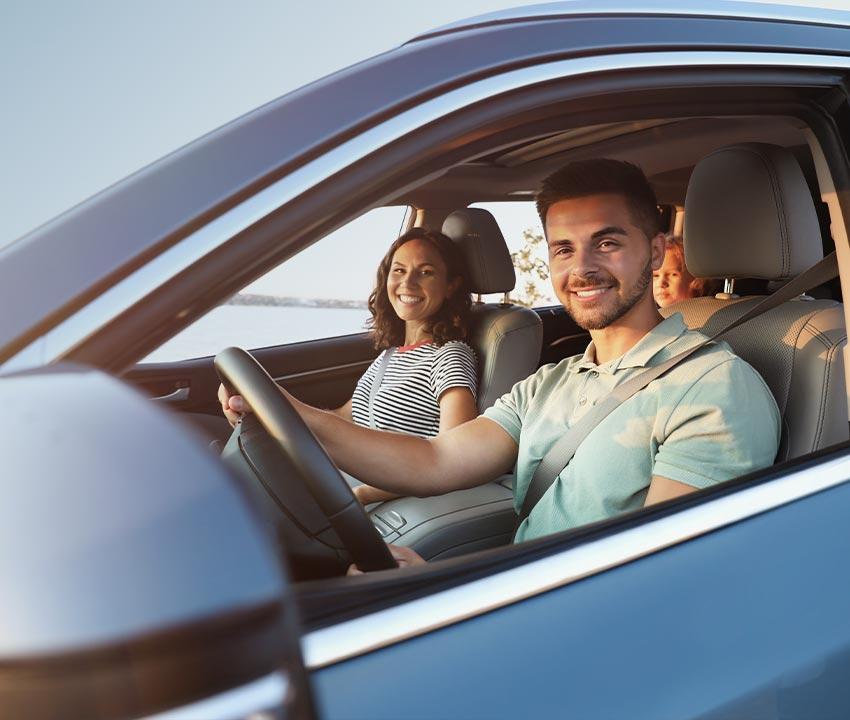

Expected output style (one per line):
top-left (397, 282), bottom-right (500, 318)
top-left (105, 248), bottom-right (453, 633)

top-left (367, 347), bottom-right (396, 429)
top-left (514, 252), bottom-right (839, 536)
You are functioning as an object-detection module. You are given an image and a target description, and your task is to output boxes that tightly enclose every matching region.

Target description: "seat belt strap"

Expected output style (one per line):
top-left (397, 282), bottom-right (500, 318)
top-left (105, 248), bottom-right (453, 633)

top-left (367, 347), bottom-right (396, 429)
top-left (514, 252), bottom-right (838, 535)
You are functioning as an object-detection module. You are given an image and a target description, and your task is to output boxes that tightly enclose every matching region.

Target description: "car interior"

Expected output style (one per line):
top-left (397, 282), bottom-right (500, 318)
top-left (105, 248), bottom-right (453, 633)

top-left (126, 103), bottom-right (850, 627)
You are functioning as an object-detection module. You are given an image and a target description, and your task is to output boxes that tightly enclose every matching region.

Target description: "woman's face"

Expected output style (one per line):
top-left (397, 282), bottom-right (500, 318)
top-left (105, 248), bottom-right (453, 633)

top-left (653, 251), bottom-right (698, 307)
top-left (386, 238), bottom-right (455, 328)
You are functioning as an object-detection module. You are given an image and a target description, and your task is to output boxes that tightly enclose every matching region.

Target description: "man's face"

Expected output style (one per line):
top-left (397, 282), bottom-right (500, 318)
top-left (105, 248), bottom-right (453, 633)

top-left (546, 194), bottom-right (664, 330)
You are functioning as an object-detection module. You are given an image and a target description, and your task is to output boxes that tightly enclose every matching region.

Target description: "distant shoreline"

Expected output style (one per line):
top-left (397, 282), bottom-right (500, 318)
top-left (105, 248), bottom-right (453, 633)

top-left (227, 293), bottom-right (368, 310)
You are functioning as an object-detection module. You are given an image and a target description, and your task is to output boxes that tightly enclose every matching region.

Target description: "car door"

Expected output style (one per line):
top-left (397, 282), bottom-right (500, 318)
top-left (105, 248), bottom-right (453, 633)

top-left (303, 449), bottom-right (850, 719)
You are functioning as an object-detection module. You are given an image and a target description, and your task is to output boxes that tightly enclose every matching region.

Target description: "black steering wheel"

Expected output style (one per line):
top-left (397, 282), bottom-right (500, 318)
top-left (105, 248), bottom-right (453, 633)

top-left (214, 346), bottom-right (396, 576)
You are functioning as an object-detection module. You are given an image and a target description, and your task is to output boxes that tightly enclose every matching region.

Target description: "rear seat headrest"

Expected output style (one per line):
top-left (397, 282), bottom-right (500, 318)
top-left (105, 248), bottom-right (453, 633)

top-left (684, 143), bottom-right (823, 281)
top-left (442, 208), bottom-right (516, 295)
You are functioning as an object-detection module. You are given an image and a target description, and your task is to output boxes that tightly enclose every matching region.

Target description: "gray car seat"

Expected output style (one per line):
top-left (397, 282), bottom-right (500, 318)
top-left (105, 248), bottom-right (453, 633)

top-left (442, 208), bottom-right (543, 411)
top-left (663, 142), bottom-right (848, 461)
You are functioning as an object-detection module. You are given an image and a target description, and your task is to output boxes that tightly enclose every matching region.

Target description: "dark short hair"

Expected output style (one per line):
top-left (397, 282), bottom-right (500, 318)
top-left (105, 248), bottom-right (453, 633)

top-left (368, 228), bottom-right (472, 350)
top-left (536, 158), bottom-right (662, 239)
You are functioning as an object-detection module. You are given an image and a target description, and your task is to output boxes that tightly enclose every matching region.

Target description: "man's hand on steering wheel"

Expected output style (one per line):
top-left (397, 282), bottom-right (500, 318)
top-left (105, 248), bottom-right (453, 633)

top-left (214, 347), bottom-right (398, 573)
top-left (218, 383), bottom-right (251, 428)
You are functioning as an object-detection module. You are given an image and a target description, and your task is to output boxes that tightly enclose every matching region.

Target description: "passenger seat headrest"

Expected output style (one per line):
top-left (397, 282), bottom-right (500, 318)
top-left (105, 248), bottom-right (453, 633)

top-left (684, 143), bottom-right (823, 281)
top-left (442, 208), bottom-right (516, 295)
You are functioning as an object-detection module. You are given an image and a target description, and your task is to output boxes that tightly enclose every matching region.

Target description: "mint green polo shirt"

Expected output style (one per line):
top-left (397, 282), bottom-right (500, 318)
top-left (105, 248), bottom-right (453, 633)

top-left (483, 313), bottom-right (781, 543)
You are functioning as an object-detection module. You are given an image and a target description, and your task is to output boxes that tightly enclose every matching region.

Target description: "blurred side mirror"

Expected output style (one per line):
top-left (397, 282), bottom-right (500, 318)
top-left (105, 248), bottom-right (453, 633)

top-left (0, 365), bottom-right (316, 719)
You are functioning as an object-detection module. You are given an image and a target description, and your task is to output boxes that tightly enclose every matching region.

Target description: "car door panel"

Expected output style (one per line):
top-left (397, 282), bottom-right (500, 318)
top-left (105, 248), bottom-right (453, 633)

top-left (124, 333), bottom-right (378, 443)
top-left (311, 474), bottom-right (850, 719)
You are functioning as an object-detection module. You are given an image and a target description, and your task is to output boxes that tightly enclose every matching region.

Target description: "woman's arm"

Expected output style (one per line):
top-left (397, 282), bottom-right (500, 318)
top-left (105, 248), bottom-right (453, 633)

top-left (438, 386), bottom-right (478, 432)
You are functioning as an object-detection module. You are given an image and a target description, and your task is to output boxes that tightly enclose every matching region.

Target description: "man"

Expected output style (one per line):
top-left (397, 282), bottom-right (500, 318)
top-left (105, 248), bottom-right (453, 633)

top-left (220, 159), bottom-right (780, 568)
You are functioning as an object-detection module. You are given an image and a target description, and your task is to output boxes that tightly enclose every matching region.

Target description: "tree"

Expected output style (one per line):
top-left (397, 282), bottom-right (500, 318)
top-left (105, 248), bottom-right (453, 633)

top-left (510, 228), bottom-right (551, 307)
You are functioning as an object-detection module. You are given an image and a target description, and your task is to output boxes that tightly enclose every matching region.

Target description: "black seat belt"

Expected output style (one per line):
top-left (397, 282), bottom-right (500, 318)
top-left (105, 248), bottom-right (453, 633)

top-left (514, 252), bottom-right (839, 537)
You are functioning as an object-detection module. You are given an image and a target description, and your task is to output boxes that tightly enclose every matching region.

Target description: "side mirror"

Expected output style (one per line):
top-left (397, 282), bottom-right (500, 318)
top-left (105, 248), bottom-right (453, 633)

top-left (0, 365), bottom-right (316, 719)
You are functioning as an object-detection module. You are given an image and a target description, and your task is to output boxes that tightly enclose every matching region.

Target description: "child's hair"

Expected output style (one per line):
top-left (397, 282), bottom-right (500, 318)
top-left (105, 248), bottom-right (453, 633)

top-left (665, 234), bottom-right (720, 296)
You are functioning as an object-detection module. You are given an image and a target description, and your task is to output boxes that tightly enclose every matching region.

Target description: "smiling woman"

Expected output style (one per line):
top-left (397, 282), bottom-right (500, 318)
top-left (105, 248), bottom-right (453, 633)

top-left (219, 226), bottom-right (480, 509)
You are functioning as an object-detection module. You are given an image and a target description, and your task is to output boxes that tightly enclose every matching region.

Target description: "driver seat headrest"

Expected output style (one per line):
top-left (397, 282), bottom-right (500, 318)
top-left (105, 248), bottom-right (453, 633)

top-left (684, 143), bottom-right (823, 281)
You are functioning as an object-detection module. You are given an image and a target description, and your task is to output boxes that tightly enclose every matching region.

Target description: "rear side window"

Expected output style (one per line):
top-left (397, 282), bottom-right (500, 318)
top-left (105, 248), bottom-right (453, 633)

top-left (141, 206), bottom-right (412, 363)
top-left (471, 201), bottom-right (558, 307)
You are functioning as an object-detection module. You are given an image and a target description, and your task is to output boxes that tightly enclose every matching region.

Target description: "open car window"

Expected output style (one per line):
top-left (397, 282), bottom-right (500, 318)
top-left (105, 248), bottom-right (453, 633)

top-left (140, 206), bottom-right (412, 363)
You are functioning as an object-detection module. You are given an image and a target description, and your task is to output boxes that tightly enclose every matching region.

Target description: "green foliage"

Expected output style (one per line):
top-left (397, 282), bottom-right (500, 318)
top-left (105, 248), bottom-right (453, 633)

top-left (510, 228), bottom-right (550, 307)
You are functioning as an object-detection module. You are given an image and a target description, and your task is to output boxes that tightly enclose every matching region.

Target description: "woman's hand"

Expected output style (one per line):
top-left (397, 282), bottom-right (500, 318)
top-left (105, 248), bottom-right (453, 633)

top-left (217, 383), bottom-right (251, 428)
top-left (347, 544), bottom-right (426, 575)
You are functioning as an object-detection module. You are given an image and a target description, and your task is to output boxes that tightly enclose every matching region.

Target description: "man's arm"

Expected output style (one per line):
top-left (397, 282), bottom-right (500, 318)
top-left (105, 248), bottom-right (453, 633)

top-left (352, 387), bottom-right (479, 505)
top-left (328, 398), bottom-right (353, 422)
top-left (222, 385), bottom-right (519, 497)
top-left (644, 475), bottom-right (698, 506)
top-left (305, 403), bottom-right (518, 496)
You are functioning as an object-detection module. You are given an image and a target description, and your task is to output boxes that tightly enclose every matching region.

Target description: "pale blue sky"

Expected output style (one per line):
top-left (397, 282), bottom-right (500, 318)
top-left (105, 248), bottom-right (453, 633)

top-left (0, 0), bottom-right (551, 248)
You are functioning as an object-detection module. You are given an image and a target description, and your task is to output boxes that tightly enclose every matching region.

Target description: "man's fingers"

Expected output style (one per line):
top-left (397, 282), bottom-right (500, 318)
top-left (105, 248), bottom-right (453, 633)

top-left (229, 395), bottom-right (249, 413)
top-left (389, 544), bottom-right (427, 567)
top-left (217, 383), bottom-right (250, 428)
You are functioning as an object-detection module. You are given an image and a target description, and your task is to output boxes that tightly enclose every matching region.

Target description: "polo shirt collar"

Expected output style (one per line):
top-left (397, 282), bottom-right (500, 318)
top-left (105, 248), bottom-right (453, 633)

top-left (571, 313), bottom-right (688, 374)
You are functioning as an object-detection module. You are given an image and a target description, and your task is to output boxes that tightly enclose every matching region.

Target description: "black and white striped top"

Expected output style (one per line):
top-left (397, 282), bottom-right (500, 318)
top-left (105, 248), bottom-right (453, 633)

top-left (351, 341), bottom-right (478, 437)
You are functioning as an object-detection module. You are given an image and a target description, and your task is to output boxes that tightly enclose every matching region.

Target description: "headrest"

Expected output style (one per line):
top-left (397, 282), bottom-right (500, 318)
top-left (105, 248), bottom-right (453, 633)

top-left (442, 208), bottom-right (516, 294)
top-left (684, 143), bottom-right (823, 281)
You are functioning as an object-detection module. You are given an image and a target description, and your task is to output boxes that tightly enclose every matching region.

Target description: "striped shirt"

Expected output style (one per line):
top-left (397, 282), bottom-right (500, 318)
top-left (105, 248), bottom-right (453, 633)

top-left (351, 341), bottom-right (478, 437)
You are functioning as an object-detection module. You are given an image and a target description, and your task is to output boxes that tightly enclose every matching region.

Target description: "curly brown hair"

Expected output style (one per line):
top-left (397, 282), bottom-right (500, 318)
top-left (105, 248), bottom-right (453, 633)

top-left (368, 228), bottom-right (472, 350)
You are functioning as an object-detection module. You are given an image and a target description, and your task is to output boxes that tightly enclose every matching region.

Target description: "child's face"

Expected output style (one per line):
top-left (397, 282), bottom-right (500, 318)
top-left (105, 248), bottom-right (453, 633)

top-left (653, 252), bottom-right (698, 307)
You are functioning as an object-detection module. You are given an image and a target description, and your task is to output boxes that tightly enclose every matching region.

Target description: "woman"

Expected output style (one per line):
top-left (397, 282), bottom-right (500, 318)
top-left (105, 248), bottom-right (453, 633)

top-left (653, 234), bottom-right (719, 307)
top-left (220, 227), bottom-right (479, 505)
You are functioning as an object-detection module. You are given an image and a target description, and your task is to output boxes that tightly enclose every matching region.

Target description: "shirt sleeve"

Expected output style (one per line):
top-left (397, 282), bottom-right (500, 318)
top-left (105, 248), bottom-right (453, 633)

top-left (481, 363), bottom-right (553, 443)
top-left (431, 341), bottom-right (479, 401)
top-left (652, 357), bottom-right (781, 489)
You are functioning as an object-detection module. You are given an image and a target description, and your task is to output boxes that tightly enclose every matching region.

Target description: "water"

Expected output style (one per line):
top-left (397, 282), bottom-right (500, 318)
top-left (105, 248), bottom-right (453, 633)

top-left (143, 305), bottom-right (372, 363)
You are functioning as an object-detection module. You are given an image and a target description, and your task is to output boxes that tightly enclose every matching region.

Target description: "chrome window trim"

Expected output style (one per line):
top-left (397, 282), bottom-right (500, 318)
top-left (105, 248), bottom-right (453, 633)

top-left (142, 671), bottom-right (288, 719)
top-left (421, 0), bottom-right (850, 38)
top-left (302, 452), bottom-right (850, 669)
top-left (6, 49), bottom-right (850, 372)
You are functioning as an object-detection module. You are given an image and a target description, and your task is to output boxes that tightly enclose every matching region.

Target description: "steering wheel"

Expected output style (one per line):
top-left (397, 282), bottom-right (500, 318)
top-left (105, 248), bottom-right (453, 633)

top-left (214, 346), bottom-right (396, 574)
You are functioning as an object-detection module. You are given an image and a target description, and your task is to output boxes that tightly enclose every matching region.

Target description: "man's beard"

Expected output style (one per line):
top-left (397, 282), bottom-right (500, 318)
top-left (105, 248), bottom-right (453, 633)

top-left (566, 256), bottom-right (653, 331)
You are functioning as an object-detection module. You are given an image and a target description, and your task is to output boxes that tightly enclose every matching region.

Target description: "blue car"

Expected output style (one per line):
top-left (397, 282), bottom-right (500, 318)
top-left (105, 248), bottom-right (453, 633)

top-left (4, 2), bottom-right (850, 718)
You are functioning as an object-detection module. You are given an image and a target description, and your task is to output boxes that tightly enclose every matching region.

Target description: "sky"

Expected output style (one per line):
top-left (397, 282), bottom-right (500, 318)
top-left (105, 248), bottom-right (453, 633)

top-left (0, 0), bottom-right (549, 248)
top-left (3, 0), bottom-right (849, 253)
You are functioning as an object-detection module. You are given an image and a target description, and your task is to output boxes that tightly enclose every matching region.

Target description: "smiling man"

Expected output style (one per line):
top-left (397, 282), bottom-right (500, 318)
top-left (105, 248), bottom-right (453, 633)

top-left (221, 158), bottom-right (781, 564)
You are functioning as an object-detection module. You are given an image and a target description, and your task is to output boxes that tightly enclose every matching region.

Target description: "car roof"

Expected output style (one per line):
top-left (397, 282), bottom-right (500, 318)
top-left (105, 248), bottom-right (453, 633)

top-left (413, 0), bottom-right (850, 41)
